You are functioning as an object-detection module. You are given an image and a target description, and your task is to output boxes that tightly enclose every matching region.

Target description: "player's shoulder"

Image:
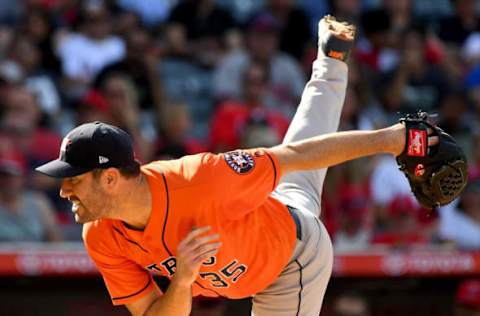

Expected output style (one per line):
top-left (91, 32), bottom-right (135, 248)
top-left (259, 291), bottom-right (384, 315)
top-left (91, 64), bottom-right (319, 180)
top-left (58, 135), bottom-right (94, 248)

top-left (82, 219), bottom-right (117, 252)
top-left (143, 153), bottom-right (216, 175)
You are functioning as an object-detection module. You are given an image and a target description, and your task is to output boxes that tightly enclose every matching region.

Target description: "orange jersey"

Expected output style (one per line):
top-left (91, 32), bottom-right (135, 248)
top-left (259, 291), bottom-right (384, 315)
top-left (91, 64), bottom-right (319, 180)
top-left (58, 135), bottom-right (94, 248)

top-left (83, 149), bottom-right (297, 305)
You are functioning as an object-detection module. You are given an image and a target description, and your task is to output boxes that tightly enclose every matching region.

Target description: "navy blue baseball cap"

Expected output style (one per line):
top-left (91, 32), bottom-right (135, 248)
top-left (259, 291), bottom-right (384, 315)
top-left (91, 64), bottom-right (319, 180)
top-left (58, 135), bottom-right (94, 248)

top-left (35, 121), bottom-right (135, 178)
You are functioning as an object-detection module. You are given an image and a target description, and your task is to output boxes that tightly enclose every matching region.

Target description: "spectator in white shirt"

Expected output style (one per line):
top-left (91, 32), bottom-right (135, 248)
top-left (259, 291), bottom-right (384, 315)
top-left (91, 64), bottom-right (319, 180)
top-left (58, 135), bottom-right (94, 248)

top-left (370, 155), bottom-right (415, 205)
top-left (438, 179), bottom-right (480, 250)
top-left (369, 154), bottom-right (419, 230)
top-left (56, 3), bottom-right (125, 97)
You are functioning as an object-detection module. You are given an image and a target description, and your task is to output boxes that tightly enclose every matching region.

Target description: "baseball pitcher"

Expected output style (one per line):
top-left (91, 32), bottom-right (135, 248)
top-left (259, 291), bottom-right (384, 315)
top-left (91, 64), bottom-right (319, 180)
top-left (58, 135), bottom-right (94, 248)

top-left (36, 16), bottom-right (466, 316)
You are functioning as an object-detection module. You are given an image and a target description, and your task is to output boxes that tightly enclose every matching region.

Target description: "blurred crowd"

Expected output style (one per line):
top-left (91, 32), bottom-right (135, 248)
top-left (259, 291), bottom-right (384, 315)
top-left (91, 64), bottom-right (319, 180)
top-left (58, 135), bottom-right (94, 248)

top-left (0, 0), bottom-right (479, 253)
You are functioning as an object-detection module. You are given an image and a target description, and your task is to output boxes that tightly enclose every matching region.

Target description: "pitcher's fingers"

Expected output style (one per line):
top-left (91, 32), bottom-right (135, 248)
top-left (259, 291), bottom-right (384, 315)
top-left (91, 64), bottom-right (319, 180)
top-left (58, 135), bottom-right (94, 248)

top-left (186, 234), bottom-right (220, 250)
top-left (194, 248), bottom-right (221, 264)
top-left (192, 242), bottom-right (222, 257)
top-left (179, 226), bottom-right (211, 247)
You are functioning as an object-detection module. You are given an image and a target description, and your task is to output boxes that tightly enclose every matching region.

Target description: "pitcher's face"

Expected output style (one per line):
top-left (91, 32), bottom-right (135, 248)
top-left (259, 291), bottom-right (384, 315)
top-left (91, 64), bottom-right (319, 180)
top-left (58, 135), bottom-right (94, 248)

top-left (60, 172), bottom-right (112, 223)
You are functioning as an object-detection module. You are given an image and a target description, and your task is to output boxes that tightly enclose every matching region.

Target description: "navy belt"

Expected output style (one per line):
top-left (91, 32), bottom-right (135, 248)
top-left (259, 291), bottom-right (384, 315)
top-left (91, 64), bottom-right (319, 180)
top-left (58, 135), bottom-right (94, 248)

top-left (287, 206), bottom-right (302, 241)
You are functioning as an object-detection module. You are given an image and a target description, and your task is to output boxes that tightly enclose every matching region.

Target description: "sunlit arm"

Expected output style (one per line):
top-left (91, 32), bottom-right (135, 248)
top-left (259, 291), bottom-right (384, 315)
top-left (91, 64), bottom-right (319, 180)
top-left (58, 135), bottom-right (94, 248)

top-left (270, 124), bottom-right (405, 175)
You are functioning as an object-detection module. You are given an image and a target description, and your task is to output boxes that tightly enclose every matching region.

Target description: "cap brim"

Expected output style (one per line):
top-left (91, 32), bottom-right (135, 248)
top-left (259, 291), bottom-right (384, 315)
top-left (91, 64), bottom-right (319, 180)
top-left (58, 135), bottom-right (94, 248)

top-left (35, 159), bottom-right (91, 178)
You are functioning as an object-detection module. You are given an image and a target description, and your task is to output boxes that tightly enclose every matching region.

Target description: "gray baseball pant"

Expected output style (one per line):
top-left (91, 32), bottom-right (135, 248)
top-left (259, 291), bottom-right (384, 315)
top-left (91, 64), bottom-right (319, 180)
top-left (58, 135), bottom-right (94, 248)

top-left (252, 55), bottom-right (348, 316)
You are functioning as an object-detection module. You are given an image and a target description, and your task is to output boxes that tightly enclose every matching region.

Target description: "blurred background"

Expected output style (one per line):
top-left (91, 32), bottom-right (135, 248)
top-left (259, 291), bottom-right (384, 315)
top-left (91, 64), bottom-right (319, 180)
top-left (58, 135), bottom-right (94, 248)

top-left (0, 0), bottom-right (479, 315)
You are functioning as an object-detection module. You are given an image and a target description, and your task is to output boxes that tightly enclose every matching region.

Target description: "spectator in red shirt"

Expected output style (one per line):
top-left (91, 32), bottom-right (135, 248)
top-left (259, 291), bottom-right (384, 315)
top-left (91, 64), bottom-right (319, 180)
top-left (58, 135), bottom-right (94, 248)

top-left (0, 85), bottom-right (64, 212)
top-left (77, 83), bottom-right (153, 163)
top-left (75, 89), bottom-right (112, 125)
top-left (0, 85), bottom-right (61, 169)
top-left (209, 62), bottom-right (289, 152)
top-left (333, 189), bottom-right (372, 253)
top-left (372, 195), bottom-right (428, 248)
top-left (355, 9), bottom-right (395, 74)
top-left (469, 133), bottom-right (480, 180)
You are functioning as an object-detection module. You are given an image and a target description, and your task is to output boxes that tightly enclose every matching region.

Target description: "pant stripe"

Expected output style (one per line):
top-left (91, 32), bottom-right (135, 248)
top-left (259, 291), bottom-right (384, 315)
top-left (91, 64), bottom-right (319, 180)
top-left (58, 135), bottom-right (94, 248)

top-left (295, 259), bottom-right (304, 316)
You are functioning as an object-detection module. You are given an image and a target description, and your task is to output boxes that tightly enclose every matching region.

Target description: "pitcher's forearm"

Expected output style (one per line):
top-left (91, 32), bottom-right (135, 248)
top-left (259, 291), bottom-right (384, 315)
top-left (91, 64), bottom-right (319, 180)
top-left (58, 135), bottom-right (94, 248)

top-left (271, 124), bottom-right (405, 175)
top-left (144, 278), bottom-right (192, 316)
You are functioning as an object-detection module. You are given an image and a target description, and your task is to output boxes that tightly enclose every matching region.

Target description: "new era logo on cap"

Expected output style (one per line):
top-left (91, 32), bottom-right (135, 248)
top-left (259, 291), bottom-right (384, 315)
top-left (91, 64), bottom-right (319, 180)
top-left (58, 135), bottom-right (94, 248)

top-left (99, 156), bottom-right (109, 164)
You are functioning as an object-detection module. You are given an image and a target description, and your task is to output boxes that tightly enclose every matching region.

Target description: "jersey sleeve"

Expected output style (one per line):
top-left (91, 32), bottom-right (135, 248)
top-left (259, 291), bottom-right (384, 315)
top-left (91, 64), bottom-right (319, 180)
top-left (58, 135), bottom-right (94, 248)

top-left (82, 222), bottom-right (159, 306)
top-left (194, 149), bottom-right (282, 220)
